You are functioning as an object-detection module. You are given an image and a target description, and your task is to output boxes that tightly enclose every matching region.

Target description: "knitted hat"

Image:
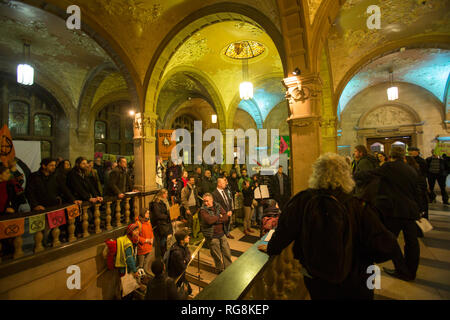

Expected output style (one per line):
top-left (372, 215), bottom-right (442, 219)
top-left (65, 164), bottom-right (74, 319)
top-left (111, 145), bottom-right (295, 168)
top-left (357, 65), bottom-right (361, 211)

top-left (126, 223), bottom-right (139, 235)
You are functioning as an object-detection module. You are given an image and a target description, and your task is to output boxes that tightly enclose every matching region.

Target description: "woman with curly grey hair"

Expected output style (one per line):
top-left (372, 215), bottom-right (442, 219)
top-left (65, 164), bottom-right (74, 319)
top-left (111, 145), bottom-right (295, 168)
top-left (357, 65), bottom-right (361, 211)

top-left (261, 153), bottom-right (401, 300)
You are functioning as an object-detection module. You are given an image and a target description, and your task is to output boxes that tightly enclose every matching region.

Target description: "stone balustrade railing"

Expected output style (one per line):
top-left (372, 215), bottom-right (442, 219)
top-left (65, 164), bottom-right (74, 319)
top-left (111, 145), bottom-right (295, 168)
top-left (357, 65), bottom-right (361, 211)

top-left (0, 191), bottom-right (158, 265)
top-left (195, 238), bottom-right (310, 300)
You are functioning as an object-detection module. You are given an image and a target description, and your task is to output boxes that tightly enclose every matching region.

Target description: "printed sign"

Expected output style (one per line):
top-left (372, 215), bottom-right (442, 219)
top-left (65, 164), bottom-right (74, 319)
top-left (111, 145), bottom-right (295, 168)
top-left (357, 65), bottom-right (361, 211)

top-left (158, 130), bottom-right (176, 160)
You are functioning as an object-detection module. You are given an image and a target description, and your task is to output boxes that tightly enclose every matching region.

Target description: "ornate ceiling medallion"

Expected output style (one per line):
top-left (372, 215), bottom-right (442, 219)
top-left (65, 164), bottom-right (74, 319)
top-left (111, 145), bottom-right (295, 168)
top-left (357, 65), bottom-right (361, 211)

top-left (224, 40), bottom-right (265, 59)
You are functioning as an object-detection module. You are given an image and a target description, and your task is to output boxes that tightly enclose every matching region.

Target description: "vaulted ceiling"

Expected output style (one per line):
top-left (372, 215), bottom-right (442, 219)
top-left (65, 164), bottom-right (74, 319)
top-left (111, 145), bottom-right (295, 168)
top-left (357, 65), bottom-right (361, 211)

top-left (339, 48), bottom-right (450, 112)
top-left (328, 0), bottom-right (450, 113)
top-left (0, 0), bottom-right (120, 109)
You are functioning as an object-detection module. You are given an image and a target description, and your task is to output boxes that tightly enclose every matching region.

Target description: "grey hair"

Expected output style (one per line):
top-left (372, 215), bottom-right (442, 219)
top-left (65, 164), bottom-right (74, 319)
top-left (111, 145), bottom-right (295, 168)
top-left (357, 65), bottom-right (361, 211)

top-left (308, 153), bottom-right (355, 194)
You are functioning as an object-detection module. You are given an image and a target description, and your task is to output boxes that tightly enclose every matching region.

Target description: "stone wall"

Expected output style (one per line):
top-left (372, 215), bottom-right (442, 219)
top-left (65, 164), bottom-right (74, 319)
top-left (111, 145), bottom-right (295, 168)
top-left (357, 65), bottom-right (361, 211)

top-left (339, 82), bottom-right (447, 158)
top-left (0, 243), bottom-right (117, 300)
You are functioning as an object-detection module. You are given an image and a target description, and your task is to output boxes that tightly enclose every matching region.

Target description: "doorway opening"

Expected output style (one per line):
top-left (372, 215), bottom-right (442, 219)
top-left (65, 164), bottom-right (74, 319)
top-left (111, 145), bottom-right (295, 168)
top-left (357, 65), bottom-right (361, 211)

top-left (367, 136), bottom-right (412, 157)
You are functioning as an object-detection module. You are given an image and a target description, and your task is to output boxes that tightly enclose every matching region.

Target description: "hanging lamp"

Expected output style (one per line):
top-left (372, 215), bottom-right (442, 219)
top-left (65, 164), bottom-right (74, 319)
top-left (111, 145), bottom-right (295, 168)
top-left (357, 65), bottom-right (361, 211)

top-left (387, 70), bottom-right (398, 101)
top-left (239, 56), bottom-right (253, 100)
top-left (17, 42), bottom-right (34, 86)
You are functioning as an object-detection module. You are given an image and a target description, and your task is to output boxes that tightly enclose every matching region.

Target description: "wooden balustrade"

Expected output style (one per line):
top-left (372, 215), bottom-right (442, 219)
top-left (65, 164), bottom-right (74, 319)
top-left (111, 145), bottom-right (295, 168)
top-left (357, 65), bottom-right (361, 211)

top-left (94, 203), bottom-right (101, 234)
top-left (82, 205), bottom-right (90, 238)
top-left (13, 236), bottom-right (24, 259)
top-left (68, 218), bottom-right (76, 242)
top-left (115, 200), bottom-right (122, 227)
top-left (0, 191), bottom-right (157, 265)
top-left (124, 198), bottom-right (130, 224)
top-left (34, 231), bottom-right (44, 253)
top-left (105, 201), bottom-right (112, 231)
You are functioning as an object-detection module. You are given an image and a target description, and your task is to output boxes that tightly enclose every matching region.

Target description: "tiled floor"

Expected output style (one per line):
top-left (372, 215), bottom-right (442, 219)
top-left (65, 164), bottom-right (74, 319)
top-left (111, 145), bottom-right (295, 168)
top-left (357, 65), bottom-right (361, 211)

top-left (375, 200), bottom-right (450, 300)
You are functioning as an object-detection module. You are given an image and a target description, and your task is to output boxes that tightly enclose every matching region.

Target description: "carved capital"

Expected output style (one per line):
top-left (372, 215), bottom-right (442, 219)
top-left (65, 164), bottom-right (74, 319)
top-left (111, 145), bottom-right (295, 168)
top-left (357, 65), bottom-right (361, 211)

top-left (288, 115), bottom-right (322, 128)
top-left (134, 112), bottom-right (157, 142)
top-left (283, 74), bottom-right (322, 120)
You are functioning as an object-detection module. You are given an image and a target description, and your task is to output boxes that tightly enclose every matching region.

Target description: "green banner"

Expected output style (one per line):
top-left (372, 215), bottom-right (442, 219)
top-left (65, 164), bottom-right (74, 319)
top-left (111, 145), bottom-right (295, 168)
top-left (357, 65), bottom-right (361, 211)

top-left (29, 213), bottom-right (45, 234)
top-left (272, 136), bottom-right (290, 157)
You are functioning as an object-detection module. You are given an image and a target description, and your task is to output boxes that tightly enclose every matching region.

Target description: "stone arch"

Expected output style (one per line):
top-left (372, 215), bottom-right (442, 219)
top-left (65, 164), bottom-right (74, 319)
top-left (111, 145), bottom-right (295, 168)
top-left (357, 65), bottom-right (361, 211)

top-left (335, 35), bottom-right (450, 115)
top-left (155, 67), bottom-right (226, 131)
top-left (20, 0), bottom-right (141, 111)
top-left (263, 100), bottom-right (289, 135)
top-left (88, 89), bottom-right (131, 131)
top-left (143, 3), bottom-right (287, 115)
top-left (226, 73), bottom-right (284, 128)
top-left (357, 102), bottom-right (422, 129)
top-left (77, 62), bottom-right (119, 133)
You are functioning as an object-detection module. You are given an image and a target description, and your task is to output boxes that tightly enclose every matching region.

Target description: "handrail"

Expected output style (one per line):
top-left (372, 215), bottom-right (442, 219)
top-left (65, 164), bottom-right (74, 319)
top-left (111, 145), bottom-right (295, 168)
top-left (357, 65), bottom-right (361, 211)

top-left (0, 190), bottom-right (158, 221)
top-left (175, 238), bottom-right (206, 284)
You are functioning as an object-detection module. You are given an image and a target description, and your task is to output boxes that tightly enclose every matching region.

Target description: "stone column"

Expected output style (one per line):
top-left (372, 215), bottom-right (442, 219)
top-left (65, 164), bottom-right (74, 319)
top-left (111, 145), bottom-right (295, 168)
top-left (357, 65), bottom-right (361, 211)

top-left (321, 116), bottom-right (338, 154)
top-left (133, 112), bottom-right (158, 192)
top-left (283, 73), bottom-right (322, 194)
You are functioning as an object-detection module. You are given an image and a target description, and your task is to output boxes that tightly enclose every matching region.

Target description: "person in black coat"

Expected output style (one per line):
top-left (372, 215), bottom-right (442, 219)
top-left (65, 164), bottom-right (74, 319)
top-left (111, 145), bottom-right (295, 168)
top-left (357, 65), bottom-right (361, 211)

top-left (270, 166), bottom-right (290, 210)
top-left (168, 177), bottom-right (183, 205)
top-left (212, 177), bottom-right (234, 239)
top-left (25, 158), bottom-right (78, 211)
top-left (167, 230), bottom-right (192, 295)
top-left (357, 147), bottom-right (421, 281)
top-left (260, 153), bottom-right (402, 300)
top-left (67, 157), bottom-right (103, 203)
top-left (426, 150), bottom-right (449, 204)
top-left (145, 259), bottom-right (185, 300)
top-left (150, 189), bottom-right (173, 258)
top-left (406, 156), bottom-right (429, 220)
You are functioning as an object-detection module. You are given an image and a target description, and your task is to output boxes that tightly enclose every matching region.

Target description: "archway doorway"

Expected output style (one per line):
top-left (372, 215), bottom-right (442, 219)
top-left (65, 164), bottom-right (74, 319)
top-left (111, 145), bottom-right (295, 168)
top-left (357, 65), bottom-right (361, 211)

top-left (367, 136), bottom-right (412, 156)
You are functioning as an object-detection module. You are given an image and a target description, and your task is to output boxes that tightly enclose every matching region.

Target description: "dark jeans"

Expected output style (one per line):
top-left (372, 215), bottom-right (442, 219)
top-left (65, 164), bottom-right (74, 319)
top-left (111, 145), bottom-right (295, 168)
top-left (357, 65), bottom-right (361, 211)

top-left (154, 231), bottom-right (168, 258)
top-left (384, 218), bottom-right (420, 279)
top-left (428, 174), bottom-right (448, 204)
top-left (182, 206), bottom-right (197, 235)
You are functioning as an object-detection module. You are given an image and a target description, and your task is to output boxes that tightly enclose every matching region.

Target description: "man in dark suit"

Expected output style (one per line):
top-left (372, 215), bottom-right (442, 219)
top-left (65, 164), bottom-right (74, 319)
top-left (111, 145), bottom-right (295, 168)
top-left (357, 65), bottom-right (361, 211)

top-left (270, 166), bottom-right (290, 208)
top-left (356, 146), bottom-right (420, 281)
top-left (426, 149), bottom-right (448, 205)
top-left (212, 177), bottom-right (234, 239)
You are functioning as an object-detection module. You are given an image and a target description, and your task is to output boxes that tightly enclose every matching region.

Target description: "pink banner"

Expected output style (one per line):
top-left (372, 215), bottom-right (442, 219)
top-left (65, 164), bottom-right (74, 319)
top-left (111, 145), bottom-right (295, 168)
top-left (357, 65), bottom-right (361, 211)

top-left (47, 209), bottom-right (67, 229)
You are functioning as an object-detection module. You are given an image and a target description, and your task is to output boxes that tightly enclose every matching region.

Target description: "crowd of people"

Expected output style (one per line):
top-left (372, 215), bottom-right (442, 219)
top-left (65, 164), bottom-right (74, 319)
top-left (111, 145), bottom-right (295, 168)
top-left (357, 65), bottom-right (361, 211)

top-left (0, 156), bottom-right (136, 248)
top-left (2, 144), bottom-right (445, 300)
top-left (260, 145), bottom-right (445, 300)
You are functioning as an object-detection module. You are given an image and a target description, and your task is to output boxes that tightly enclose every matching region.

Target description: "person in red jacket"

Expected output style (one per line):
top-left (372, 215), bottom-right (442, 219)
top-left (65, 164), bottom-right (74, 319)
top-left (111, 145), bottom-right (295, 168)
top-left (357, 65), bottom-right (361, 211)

top-left (135, 208), bottom-right (154, 274)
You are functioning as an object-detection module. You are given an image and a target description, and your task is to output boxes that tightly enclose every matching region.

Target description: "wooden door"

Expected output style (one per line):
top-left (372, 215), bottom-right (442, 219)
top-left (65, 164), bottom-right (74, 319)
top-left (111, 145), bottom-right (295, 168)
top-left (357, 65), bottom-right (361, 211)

top-left (367, 136), bottom-right (412, 156)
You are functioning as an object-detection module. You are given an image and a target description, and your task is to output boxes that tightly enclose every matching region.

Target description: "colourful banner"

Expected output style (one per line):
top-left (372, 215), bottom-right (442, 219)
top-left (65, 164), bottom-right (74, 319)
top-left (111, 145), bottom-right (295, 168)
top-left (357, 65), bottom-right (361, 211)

top-left (28, 213), bottom-right (46, 234)
top-left (0, 218), bottom-right (25, 239)
top-left (434, 141), bottom-right (450, 156)
top-left (0, 125), bottom-right (16, 167)
top-left (66, 204), bottom-right (80, 220)
top-left (158, 130), bottom-right (176, 160)
top-left (272, 135), bottom-right (290, 158)
top-left (47, 209), bottom-right (67, 229)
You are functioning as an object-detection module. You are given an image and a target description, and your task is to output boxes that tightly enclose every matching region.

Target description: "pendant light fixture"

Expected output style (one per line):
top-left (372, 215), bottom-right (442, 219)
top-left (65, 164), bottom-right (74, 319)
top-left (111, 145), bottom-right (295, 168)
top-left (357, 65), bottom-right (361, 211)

top-left (239, 57), bottom-right (253, 100)
top-left (387, 69), bottom-right (398, 101)
top-left (17, 42), bottom-right (34, 86)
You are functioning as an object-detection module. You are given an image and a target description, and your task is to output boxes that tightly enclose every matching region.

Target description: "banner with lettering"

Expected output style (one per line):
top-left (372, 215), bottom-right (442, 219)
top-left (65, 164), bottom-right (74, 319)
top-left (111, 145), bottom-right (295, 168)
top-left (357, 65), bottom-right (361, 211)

top-left (47, 209), bottom-right (67, 229)
top-left (66, 204), bottom-right (80, 220)
top-left (158, 130), bottom-right (176, 160)
top-left (272, 135), bottom-right (290, 158)
top-left (434, 141), bottom-right (450, 156)
top-left (0, 218), bottom-right (25, 239)
top-left (0, 124), bottom-right (16, 167)
top-left (28, 213), bottom-right (46, 234)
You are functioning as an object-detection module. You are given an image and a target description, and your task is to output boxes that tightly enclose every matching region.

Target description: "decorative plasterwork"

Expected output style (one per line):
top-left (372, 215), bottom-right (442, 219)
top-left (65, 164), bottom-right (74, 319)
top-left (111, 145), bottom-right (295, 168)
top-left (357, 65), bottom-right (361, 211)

top-left (308, 0), bottom-right (324, 25)
top-left (362, 105), bottom-right (415, 128)
top-left (328, 0), bottom-right (450, 92)
top-left (88, 0), bottom-right (162, 37)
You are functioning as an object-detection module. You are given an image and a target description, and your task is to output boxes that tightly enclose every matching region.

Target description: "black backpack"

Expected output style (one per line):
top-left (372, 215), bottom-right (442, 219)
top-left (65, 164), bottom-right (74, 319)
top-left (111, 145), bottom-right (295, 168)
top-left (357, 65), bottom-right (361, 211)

top-left (300, 191), bottom-right (353, 284)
